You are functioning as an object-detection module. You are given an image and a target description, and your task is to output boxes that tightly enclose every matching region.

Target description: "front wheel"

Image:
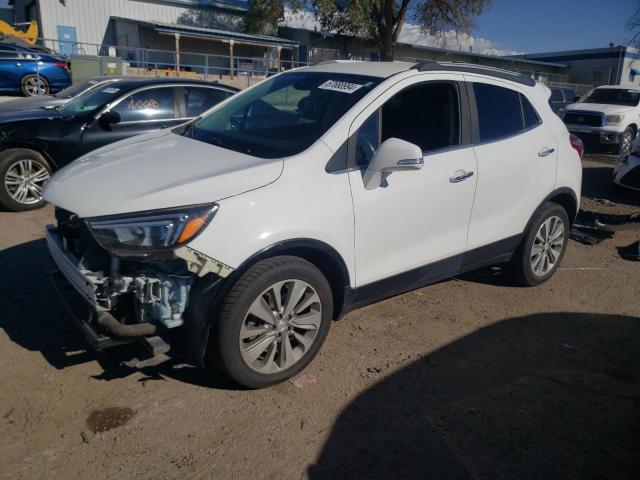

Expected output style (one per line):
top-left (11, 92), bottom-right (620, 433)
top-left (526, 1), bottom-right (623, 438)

top-left (0, 149), bottom-right (51, 211)
top-left (207, 256), bottom-right (333, 389)
top-left (619, 126), bottom-right (636, 157)
top-left (505, 202), bottom-right (570, 286)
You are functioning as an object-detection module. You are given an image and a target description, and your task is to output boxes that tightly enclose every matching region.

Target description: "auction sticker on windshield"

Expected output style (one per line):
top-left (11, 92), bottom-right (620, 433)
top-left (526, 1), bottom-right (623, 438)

top-left (318, 80), bottom-right (363, 94)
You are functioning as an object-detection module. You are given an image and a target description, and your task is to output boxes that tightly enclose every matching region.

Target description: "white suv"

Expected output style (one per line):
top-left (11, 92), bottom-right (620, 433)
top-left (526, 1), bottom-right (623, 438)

top-left (561, 86), bottom-right (640, 155)
top-left (44, 61), bottom-right (583, 388)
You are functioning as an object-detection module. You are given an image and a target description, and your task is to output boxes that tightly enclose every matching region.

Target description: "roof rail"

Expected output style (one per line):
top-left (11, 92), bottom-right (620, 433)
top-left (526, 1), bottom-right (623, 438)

top-left (412, 61), bottom-right (536, 87)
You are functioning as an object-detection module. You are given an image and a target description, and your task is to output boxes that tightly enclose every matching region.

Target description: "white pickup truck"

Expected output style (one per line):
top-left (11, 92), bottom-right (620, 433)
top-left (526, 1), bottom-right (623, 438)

top-left (560, 86), bottom-right (640, 156)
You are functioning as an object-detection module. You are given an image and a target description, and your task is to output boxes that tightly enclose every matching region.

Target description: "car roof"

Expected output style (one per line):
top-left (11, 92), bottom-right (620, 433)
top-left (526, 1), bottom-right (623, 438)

top-left (96, 77), bottom-right (239, 92)
top-left (300, 60), bottom-right (416, 78)
top-left (298, 60), bottom-right (537, 87)
top-left (594, 85), bottom-right (640, 91)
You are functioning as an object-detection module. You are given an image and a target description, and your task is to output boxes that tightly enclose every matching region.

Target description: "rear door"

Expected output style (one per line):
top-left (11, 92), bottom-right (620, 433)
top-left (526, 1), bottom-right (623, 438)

top-left (181, 86), bottom-right (233, 119)
top-left (80, 85), bottom-right (182, 153)
top-left (465, 77), bottom-right (558, 253)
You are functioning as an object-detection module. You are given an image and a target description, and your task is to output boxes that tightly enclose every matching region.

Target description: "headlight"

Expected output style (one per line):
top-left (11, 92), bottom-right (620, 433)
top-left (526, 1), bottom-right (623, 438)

top-left (605, 114), bottom-right (624, 125)
top-left (85, 203), bottom-right (218, 257)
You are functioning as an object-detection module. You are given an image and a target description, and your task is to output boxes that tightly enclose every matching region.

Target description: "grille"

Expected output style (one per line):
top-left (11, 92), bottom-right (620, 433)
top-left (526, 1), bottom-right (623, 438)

top-left (563, 111), bottom-right (603, 127)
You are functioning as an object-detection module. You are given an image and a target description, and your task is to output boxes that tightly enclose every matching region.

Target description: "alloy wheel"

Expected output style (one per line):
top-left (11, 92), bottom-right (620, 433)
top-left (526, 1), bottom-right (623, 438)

top-left (23, 76), bottom-right (47, 96)
top-left (622, 129), bottom-right (635, 156)
top-left (530, 215), bottom-right (565, 276)
top-left (4, 159), bottom-right (50, 205)
top-left (239, 279), bottom-right (322, 373)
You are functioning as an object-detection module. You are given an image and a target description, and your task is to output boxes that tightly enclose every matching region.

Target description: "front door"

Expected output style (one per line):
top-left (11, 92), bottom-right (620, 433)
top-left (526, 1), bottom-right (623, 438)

top-left (80, 86), bottom-right (184, 154)
top-left (465, 78), bottom-right (558, 251)
top-left (348, 76), bottom-right (478, 288)
top-left (56, 26), bottom-right (77, 57)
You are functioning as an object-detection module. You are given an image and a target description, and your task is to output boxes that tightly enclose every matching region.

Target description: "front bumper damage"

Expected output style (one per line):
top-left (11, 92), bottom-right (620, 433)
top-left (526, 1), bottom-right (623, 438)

top-left (46, 223), bottom-right (229, 363)
top-left (566, 125), bottom-right (623, 146)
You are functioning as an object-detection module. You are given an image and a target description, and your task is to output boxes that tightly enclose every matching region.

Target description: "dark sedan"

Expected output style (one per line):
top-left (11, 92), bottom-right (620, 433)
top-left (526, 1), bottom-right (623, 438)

top-left (0, 76), bottom-right (125, 114)
top-left (0, 77), bottom-right (238, 211)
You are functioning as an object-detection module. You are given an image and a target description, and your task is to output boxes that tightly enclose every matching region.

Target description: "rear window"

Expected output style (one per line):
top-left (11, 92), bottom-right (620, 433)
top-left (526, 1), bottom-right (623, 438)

top-left (473, 83), bottom-right (541, 142)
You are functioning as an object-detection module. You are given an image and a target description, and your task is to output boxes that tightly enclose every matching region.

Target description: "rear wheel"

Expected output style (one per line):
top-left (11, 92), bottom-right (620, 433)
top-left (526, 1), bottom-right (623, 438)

top-left (207, 256), bottom-right (333, 389)
top-left (21, 74), bottom-right (49, 97)
top-left (0, 149), bottom-right (51, 211)
top-left (505, 202), bottom-right (570, 286)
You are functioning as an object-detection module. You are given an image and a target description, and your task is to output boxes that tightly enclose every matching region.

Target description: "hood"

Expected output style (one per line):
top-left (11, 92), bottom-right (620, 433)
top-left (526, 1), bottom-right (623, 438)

top-left (43, 130), bottom-right (284, 218)
top-left (0, 96), bottom-right (65, 114)
top-left (564, 103), bottom-right (635, 116)
top-left (0, 107), bottom-right (66, 123)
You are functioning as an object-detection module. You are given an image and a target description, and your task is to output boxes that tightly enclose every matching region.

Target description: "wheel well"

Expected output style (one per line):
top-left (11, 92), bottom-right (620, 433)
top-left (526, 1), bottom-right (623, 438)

top-left (547, 191), bottom-right (577, 224)
top-left (236, 241), bottom-right (350, 320)
top-left (0, 146), bottom-right (56, 169)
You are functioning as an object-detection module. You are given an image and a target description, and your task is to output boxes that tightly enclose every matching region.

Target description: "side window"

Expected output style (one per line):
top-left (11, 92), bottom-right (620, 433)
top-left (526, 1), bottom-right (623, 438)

top-left (112, 87), bottom-right (175, 123)
top-left (473, 83), bottom-right (524, 142)
top-left (0, 48), bottom-right (19, 60)
top-left (521, 94), bottom-right (541, 128)
top-left (184, 87), bottom-right (231, 117)
top-left (550, 89), bottom-right (563, 102)
top-left (381, 82), bottom-right (460, 152)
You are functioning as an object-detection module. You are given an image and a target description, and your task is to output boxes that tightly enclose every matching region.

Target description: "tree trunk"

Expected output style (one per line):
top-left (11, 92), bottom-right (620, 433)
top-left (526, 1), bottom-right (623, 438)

top-left (379, 40), bottom-right (394, 61)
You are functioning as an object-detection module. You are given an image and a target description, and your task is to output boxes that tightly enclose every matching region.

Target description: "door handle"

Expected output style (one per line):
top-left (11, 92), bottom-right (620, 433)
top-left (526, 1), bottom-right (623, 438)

top-left (449, 170), bottom-right (474, 183)
top-left (538, 146), bottom-right (555, 157)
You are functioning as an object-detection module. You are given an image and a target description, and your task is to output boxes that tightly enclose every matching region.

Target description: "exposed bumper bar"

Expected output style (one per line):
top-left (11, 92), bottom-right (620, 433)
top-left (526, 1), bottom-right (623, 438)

top-left (45, 224), bottom-right (103, 309)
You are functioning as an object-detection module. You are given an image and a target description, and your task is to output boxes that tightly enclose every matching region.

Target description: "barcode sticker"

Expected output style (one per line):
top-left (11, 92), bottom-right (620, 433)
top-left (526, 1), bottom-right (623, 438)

top-left (318, 80), bottom-right (363, 94)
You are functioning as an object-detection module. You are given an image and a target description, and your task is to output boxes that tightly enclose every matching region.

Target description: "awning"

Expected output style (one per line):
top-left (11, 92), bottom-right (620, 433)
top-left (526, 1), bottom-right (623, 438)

top-left (113, 17), bottom-right (300, 49)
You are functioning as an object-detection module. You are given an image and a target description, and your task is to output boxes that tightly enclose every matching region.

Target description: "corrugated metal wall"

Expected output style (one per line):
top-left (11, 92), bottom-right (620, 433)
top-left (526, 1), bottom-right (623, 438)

top-left (31, 0), bottom-right (228, 46)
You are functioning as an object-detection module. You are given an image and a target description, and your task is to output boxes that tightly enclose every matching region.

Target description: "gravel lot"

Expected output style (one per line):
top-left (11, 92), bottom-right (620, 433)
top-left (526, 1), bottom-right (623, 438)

top-left (0, 155), bottom-right (639, 480)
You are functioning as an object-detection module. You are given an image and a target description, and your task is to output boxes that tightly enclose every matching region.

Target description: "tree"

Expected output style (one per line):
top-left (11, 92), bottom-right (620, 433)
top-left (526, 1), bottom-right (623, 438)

top-left (245, 0), bottom-right (287, 36)
top-left (312, 0), bottom-right (490, 61)
top-left (628, 0), bottom-right (640, 49)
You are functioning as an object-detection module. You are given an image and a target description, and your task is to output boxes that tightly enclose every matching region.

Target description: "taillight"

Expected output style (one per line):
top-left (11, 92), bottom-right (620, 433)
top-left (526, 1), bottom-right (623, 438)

top-left (55, 61), bottom-right (68, 69)
top-left (570, 133), bottom-right (584, 159)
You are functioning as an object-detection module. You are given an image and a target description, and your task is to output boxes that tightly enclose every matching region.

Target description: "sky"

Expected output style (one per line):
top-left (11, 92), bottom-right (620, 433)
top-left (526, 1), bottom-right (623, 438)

top-left (472, 0), bottom-right (638, 54)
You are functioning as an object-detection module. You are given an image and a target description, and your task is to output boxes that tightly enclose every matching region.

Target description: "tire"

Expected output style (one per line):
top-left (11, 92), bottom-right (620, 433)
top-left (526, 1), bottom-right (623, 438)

top-left (0, 149), bottom-right (52, 211)
top-left (618, 126), bottom-right (635, 157)
top-left (20, 74), bottom-right (49, 97)
top-left (505, 202), bottom-right (570, 286)
top-left (207, 256), bottom-right (333, 389)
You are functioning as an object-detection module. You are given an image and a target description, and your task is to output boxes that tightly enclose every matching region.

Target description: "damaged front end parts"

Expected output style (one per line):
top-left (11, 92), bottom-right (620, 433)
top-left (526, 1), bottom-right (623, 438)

top-left (47, 204), bottom-right (230, 360)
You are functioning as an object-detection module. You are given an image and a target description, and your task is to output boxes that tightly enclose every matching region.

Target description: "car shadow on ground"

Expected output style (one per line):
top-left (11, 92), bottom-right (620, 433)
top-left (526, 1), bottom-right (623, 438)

top-left (308, 312), bottom-right (640, 480)
top-left (0, 238), bottom-right (238, 389)
top-left (582, 165), bottom-right (640, 208)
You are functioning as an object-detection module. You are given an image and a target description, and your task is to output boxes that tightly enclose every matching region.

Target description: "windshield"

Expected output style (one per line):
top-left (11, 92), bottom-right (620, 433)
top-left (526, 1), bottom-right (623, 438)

top-left (579, 88), bottom-right (640, 106)
top-left (186, 71), bottom-right (382, 158)
top-left (58, 85), bottom-right (124, 116)
top-left (54, 78), bottom-right (105, 99)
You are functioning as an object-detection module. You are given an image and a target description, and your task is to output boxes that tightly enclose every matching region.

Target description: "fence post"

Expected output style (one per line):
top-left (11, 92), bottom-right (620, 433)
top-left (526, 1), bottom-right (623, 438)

top-left (174, 33), bottom-right (181, 77)
top-left (205, 54), bottom-right (208, 80)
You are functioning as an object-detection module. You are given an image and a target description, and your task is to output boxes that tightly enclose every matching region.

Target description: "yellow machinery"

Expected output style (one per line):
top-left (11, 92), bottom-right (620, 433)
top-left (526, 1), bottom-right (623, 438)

top-left (0, 20), bottom-right (38, 44)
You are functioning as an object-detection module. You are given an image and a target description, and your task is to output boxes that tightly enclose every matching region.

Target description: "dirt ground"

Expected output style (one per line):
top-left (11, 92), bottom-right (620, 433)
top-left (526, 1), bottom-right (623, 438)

top-left (0, 155), bottom-right (639, 480)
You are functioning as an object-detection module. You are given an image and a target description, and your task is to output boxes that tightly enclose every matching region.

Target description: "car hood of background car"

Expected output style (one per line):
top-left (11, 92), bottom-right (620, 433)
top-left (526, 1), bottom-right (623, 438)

top-left (43, 129), bottom-right (284, 218)
top-left (564, 103), bottom-right (635, 115)
top-left (0, 96), bottom-right (64, 114)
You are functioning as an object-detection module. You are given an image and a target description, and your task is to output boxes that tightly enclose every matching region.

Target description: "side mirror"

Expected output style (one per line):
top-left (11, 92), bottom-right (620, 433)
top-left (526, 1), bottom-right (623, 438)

top-left (98, 110), bottom-right (121, 130)
top-left (363, 137), bottom-right (423, 190)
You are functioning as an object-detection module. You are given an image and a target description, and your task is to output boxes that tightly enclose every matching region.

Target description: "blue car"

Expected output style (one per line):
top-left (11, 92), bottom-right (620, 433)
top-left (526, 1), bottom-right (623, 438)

top-left (0, 42), bottom-right (71, 96)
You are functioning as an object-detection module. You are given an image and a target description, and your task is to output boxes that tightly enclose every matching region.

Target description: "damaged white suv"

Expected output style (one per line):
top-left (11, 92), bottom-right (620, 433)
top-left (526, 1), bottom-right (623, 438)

top-left (45, 61), bottom-right (582, 388)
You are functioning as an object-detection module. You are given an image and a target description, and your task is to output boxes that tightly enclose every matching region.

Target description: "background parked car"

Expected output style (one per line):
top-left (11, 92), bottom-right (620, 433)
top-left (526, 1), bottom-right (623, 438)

top-left (0, 77), bottom-right (238, 211)
top-left (614, 138), bottom-right (640, 191)
top-left (548, 86), bottom-right (577, 114)
top-left (0, 41), bottom-right (71, 96)
top-left (0, 76), bottom-right (124, 113)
